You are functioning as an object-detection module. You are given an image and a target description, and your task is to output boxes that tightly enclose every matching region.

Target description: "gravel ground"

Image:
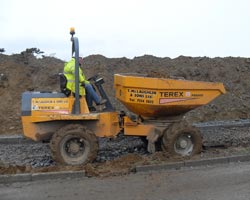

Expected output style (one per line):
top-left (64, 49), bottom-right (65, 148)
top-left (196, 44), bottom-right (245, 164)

top-left (0, 120), bottom-right (250, 168)
top-left (195, 119), bottom-right (250, 147)
top-left (0, 136), bottom-right (146, 168)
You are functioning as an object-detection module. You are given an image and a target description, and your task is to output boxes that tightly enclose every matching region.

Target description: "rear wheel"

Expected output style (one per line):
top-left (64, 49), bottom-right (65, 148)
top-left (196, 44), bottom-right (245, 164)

top-left (50, 124), bottom-right (98, 165)
top-left (161, 122), bottom-right (202, 156)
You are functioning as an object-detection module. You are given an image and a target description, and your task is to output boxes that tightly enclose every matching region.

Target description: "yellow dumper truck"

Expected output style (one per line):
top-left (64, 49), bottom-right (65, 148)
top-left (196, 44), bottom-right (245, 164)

top-left (21, 29), bottom-right (226, 165)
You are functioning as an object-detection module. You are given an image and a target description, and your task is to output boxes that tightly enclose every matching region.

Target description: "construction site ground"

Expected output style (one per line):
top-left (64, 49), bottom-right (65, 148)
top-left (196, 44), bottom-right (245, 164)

top-left (0, 52), bottom-right (250, 178)
top-left (0, 120), bottom-right (250, 177)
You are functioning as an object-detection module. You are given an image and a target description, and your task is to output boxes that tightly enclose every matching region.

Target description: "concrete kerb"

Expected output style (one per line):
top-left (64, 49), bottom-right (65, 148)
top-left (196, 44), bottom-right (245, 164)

top-left (0, 170), bottom-right (86, 184)
top-left (135, 154), bottom-right (250, 173)
top-left (0, 134), bottom-right (34, 144)
top-left (1, 155), bottom-right (250, 184)
top-left (136, 162), bottom-right (184, 173)
top-left (0, 173), bottom-right (32, 184)
top-left (184, 157), bottom-right (229, 167)
top-left (31, 170), bottom-right (86, 181)
top-left (228, 154), bottom-right (250, 163)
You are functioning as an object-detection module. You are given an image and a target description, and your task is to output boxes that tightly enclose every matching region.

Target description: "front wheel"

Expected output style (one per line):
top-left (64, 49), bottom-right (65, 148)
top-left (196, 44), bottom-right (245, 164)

top-left (50, 124), bottom-right (98, 165)
top-left (161, 122), bottom-right (202, 156)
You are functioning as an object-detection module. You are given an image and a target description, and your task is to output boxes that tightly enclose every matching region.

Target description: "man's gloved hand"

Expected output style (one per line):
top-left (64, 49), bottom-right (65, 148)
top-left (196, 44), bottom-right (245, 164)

top-left (81, 82), bottom-right (85, 87)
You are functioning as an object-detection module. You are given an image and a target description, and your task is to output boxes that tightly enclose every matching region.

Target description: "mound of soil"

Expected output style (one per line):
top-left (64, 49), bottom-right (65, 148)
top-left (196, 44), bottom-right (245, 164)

top-left (0, 53), bottom-right (250, 134)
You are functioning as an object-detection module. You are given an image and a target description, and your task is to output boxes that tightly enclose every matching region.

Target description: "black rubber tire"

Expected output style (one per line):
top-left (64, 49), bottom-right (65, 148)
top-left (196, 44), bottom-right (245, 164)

top-left (161, 121), bottom-right (202, 156)
top-left (50, 124), bottom-right (98, 165)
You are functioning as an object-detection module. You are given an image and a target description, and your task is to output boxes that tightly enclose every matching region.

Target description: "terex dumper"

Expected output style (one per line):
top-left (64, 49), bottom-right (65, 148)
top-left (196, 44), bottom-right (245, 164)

top-left (21, 28), bottom-right (226, 165)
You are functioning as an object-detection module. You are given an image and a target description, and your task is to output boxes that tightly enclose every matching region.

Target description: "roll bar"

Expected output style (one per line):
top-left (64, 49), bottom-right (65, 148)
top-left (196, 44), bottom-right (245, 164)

top-left (70, 28), bottom-right (80, 114)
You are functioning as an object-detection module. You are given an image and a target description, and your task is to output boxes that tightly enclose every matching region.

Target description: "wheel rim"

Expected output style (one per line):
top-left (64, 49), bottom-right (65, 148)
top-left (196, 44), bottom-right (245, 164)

top-left (174, 133), bottom-right (194, 156)
top-left (61, 135), bottom-right (88, 163)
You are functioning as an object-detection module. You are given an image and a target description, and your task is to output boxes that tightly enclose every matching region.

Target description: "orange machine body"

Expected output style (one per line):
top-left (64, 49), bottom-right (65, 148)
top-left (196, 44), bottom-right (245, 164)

top-left (114, 73), bottom-right (226, 118)
top-left (21, 93), bottom-right (120, 141)
top-left (21, 73), bottom-right (226, 141)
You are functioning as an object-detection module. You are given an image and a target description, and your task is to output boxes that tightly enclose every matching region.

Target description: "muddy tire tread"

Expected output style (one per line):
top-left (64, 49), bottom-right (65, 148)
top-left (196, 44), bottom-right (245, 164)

top-left (161, 121), bottom-right (202, 156)
top-left (50, 124), bottom-right (98, 165)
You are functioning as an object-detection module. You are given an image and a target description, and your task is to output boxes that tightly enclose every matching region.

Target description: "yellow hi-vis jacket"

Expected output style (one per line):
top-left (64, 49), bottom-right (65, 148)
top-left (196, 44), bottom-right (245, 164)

top-left (63, 58), bottom-right (89, 96)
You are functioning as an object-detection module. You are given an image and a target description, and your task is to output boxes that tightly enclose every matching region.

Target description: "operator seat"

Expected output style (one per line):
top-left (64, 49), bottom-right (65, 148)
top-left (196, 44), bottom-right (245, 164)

top-left (59, 73), bottom-right (71, 97)
top-left (58, 73), bottom-right (96, 111)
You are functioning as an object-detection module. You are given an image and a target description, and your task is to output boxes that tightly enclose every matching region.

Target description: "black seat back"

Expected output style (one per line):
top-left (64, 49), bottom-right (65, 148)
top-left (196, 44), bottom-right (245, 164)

top-left (59, 73), bottom-right (71, 96)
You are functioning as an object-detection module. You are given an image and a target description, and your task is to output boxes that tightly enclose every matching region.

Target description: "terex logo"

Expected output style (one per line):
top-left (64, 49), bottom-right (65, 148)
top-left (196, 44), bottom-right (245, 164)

top-left (160, 92), bottom-right (184, 97)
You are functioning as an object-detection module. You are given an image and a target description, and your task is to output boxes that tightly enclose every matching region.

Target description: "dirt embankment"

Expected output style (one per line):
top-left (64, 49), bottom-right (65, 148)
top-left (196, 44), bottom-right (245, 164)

top-left (0, 53), bottom-right (250, 134)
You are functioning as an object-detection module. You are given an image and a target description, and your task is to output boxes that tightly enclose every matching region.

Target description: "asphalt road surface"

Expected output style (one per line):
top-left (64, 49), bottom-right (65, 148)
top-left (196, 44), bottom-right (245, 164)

top-left (1, 162), bottom-right (250, 200)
